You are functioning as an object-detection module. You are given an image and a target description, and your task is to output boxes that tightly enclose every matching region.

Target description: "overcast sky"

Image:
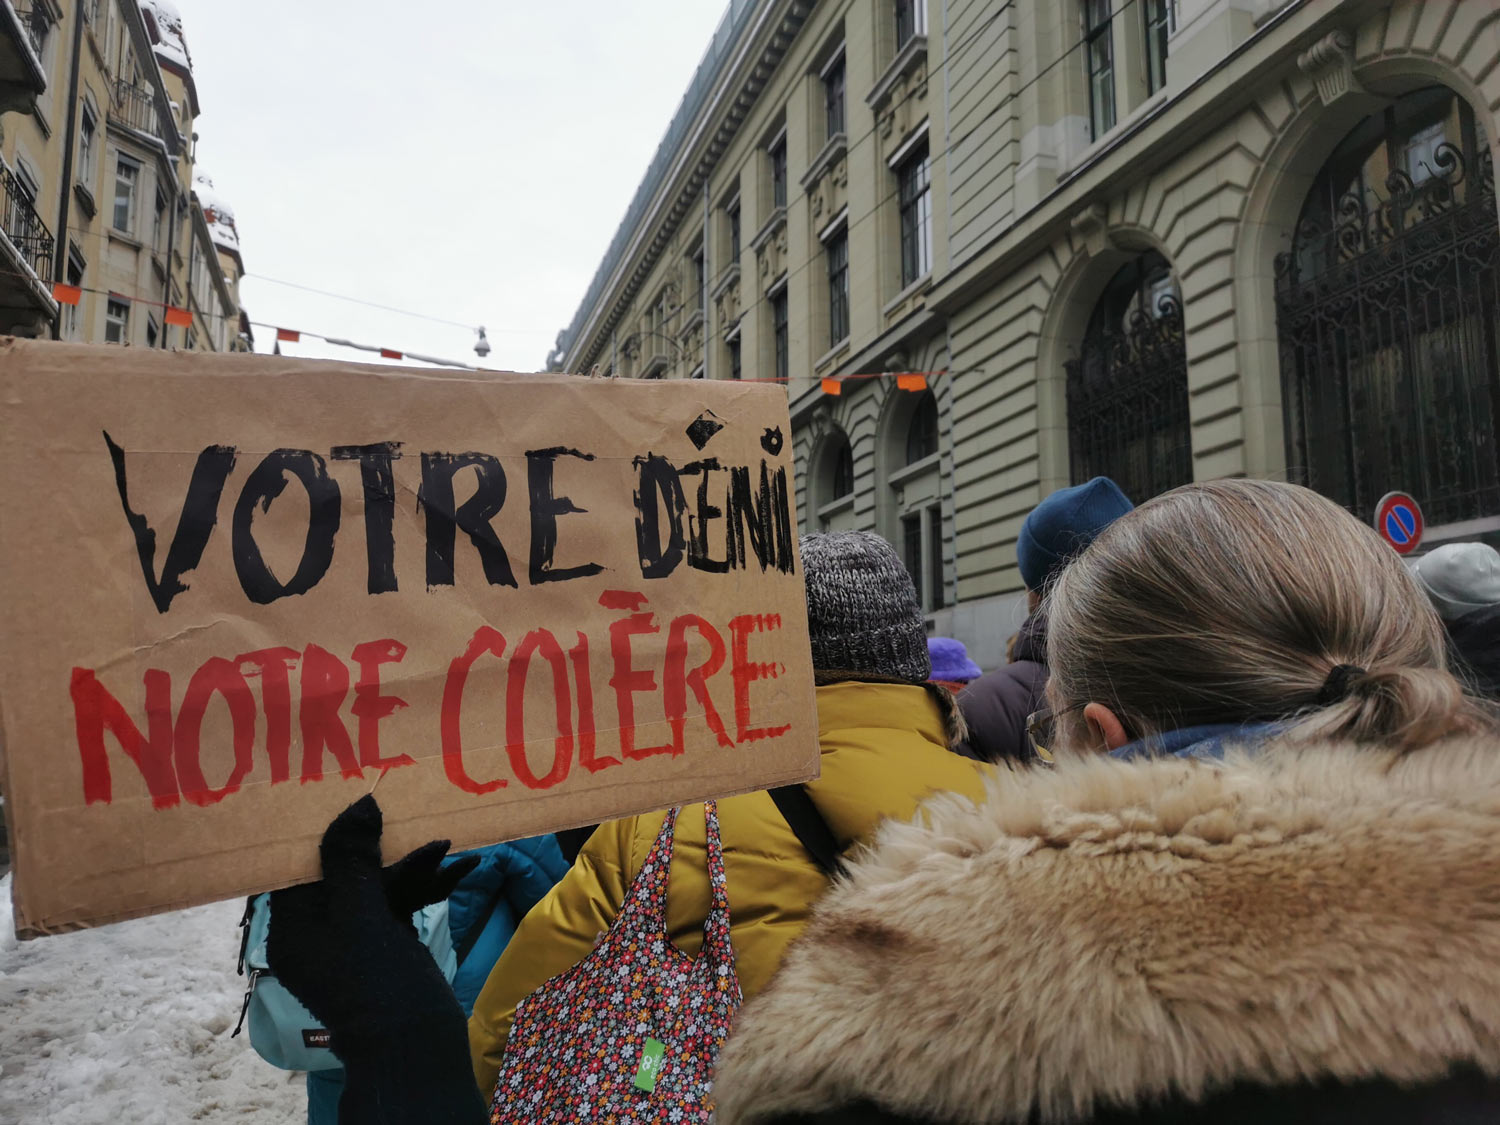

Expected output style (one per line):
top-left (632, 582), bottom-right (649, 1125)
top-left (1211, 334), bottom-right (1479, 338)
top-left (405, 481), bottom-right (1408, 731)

top-left (185, 0), bottom-right (727, 373)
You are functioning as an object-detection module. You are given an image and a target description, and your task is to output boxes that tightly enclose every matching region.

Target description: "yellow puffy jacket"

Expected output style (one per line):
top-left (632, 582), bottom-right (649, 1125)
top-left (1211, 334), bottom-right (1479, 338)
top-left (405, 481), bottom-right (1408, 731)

top-left (467, 679), bottom-right (993, 1095)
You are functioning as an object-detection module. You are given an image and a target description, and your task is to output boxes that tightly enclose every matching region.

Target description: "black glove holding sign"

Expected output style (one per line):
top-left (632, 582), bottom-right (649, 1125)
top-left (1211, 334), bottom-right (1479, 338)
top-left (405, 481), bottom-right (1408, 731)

top-left (267, 795), bottom-right (488, 1125)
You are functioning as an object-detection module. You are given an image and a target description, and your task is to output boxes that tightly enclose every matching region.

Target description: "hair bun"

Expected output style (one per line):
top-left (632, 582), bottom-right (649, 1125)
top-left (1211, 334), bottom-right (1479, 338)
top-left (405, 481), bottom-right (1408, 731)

top-left (1329, 665), bottom-right (1470, 752)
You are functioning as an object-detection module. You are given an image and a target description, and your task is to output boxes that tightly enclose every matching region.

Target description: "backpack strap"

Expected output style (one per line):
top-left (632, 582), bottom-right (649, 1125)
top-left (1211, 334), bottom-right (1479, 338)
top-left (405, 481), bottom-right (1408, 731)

top-left (769, 785), bottom-right (847, 879)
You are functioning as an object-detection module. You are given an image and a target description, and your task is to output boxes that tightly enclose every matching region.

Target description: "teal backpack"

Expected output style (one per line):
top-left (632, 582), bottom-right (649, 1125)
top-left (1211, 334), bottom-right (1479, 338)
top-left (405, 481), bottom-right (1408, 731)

top-left (232, 892), bottom-right (457, 1071)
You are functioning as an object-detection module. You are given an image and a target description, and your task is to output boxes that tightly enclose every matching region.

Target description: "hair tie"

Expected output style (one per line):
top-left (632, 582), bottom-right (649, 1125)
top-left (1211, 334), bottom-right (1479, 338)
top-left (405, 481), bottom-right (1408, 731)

top-left (1316, 663), bottom-right (1367, 705)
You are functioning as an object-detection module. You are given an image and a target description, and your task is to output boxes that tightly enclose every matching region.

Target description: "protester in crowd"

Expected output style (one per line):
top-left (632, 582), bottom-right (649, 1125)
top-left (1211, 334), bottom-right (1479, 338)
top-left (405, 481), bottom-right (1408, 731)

top-left (266, 530), bottom-right (991, 1120)
top-left (1410, 541), bottom-right (1500, 699)
top-left (927, 636), bottom-right (981, 693)
top-left (712, 480), bottom-right (1500, 1124)
top-left (466, 529), bottom-right (989, 1097)
top-left (957, 475), bottom-right (1131, 763)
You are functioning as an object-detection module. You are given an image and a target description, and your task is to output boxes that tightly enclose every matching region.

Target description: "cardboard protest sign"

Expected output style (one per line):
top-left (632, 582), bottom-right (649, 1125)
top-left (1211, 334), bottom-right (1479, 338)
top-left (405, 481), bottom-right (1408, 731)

top-left (0, 340), bottom-right (818, 939)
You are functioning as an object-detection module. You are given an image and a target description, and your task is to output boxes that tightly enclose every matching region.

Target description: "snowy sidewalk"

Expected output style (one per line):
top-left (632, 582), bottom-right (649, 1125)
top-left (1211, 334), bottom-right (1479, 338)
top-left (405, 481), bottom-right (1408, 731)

top-left (0, 876), bottom-right (305, 1123)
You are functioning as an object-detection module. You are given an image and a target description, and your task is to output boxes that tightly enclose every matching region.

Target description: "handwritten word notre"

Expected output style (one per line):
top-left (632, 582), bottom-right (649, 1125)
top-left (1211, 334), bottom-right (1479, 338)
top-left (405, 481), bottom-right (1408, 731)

top-left (70, 591), bottom-right (789, 809)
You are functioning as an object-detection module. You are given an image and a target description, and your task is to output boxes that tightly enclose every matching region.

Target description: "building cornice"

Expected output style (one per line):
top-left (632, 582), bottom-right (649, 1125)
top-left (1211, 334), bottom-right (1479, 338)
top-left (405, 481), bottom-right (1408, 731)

top-left (560, 0), bottom-right (816, 373)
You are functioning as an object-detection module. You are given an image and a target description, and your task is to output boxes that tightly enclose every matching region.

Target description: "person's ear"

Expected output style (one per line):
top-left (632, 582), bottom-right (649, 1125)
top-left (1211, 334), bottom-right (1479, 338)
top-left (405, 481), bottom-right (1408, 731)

top-left (1082, 702), bottom-right (1131, 752)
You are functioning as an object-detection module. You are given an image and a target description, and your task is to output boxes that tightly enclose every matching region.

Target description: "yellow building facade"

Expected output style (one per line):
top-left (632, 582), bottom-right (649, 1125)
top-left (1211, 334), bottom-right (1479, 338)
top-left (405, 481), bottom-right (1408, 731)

top-left (552, 0), bottom-right (1500, 666)
top-left (0, 0), bottom-right (244, 348)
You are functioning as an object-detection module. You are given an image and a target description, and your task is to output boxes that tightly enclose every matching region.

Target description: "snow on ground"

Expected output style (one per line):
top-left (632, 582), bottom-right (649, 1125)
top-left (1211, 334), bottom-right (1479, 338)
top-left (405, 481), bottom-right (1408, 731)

top-left (0, 875), bottom-right (304, 1124)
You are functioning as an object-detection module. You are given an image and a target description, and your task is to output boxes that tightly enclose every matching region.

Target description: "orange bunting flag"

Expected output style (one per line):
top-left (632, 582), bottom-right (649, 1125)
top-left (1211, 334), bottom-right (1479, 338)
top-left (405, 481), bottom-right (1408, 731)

top-left (380, 348), bottom-right (403, 360)
top-left (820, 377), bottom-right (843, 396)
top-left (275, 328), bottom-right (300, 343)
top-left (896, 373), bottom-right (928, 392)
top-left (164, 306), bottom-right (193, 328)
top-left (51, 283), bottom-right (82, 306)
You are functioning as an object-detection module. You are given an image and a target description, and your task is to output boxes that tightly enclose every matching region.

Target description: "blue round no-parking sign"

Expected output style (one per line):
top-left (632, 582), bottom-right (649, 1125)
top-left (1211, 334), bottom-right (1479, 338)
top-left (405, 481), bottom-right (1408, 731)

top-left (1374, 491), bottom-right (1424, 555)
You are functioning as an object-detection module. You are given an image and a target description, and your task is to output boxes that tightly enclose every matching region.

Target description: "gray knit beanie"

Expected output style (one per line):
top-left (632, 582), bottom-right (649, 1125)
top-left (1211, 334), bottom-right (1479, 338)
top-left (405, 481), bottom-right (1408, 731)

top-left (800, 530), bottom-right (930, 681)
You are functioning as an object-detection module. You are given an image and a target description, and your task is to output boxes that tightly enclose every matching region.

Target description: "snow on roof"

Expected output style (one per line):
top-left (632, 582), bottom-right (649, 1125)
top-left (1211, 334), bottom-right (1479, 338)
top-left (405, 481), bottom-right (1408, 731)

top-left (139, 0), bottom-right (192, 72)
top-left (194, 171), bottom-right (240, 258)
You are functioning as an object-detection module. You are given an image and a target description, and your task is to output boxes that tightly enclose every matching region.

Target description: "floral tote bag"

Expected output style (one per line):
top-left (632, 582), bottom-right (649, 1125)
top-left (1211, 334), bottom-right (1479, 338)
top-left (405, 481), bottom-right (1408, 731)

top-left (489, 801), bottom-right (742, 1123)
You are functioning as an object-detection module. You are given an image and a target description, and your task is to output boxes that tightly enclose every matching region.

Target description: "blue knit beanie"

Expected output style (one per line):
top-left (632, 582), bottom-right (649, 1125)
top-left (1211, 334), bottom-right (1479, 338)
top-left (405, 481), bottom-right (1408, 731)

top-left (1016, 477), bottom-right (1133, 591)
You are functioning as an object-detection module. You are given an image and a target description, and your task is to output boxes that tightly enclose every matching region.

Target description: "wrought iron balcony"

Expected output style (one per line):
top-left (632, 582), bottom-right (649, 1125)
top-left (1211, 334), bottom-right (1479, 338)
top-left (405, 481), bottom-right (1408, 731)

top-left (110, 78), bottom-right (162, 140)
top-left (0, 161), bottom-right (54, 281)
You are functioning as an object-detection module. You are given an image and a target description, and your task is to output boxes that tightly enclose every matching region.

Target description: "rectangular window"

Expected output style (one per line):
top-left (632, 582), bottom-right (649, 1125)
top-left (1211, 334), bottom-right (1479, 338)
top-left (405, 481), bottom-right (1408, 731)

top-left (728, 338), bottom-right (742, 381)
top-left (105, 298), bottom-right (129, 344)
top-left (772, 290), bottom-right (788, 383)
top-left (145, 315), bottom-right (158, 349)
top-left (186, 326), bottom-right (198, 351)
top-left (1084, 0), bottom-right (1116, 140)
top-left (895, 0), bottom-right (926, 48)
top-left (826, 230), bottom-right (849, 346)
top-left (728, 200), bottom-right (741, 261)
top-left (692, 247), bottom-right (705, 308)
top-left (898, 142), bottom-right (932, 287)
top-left (113, 157), bottom-right (138, 232)
top-left (770, 136), bottom-right (787, 210)
top-left (928, 506), bottom-right (945, 610)
top-left (1143, 0), bottom-right (1174, 95)
top-left (824, 54), bottom-right (846, 140)
top-left (153, 188), bottom-right (167, 251)
top-left (64, 247), bottom-right (84, 339)
top-left (78, 105), bottom-right (97, 187)
top-left (13, 159), bottom-right (40, 210)
top-left (902, 513), bottom-right (924, 607)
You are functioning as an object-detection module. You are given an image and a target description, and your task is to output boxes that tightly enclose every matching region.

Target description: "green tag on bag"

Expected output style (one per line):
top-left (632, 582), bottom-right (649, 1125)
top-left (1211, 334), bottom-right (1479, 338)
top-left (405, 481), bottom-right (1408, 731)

top-left (633, 1038), bottom-right (666, 1093)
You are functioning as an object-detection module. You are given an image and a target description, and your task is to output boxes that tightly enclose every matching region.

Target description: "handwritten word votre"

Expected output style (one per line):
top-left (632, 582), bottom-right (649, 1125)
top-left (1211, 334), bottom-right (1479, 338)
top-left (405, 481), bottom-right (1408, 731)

top-left (103, 433), bottom-right (795, 613)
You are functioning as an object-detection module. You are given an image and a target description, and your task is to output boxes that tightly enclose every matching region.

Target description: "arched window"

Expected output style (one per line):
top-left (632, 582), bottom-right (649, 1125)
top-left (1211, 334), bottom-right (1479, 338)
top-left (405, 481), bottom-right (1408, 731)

top-left (1065, 251), bottom-right (1191, 503)
top-left (905, 390), bottom-right (939, 464)
top-left (1276, 86), bottom-right (1499, 526)
top-left (815, 427), bottom-right (856, 532)
top-left (831, 437), bottom-right (854, 499)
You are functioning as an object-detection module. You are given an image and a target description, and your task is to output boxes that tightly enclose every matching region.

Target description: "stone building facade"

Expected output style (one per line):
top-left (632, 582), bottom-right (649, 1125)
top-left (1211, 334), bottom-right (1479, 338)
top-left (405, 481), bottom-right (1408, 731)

top-left (552, 0), bottom-right (1500, 668)
top-left (0, 0), bottom-right (248, 349)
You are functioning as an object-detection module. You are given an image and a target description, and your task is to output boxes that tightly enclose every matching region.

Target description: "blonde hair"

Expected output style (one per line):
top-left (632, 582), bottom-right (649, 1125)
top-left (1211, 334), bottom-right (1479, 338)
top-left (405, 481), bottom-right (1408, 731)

top-left (1047, 479), bottom-right (1493, 753)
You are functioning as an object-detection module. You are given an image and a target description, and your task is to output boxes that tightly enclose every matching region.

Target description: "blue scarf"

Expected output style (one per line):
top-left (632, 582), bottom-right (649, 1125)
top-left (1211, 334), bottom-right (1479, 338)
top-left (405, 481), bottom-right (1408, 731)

top-left (1109, 722), bottom-right (1278, 762)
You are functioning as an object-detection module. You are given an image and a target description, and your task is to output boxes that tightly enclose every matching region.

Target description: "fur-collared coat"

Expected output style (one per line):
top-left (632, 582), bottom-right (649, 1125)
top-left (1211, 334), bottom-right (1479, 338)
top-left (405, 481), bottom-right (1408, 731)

top-left (712, 736), bottom-right (1500, 1124)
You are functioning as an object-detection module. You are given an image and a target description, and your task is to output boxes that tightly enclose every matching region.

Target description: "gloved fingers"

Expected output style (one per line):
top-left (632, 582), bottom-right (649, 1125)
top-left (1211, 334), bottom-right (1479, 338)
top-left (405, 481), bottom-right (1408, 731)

top-left (385, 842), bottom-right (480, 914)
top-left (384, 838), bottom-right (451, 914)
top-left (319, 794), bottom-right (385, 877)
top-left (430, 853), bottom-right (480, 903)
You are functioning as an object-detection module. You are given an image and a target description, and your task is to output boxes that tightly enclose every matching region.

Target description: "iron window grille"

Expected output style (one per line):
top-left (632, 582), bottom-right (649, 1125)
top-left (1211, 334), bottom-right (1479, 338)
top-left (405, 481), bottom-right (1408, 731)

top-left (827, 230), bottom-right (849, 346)
top-left (1275, 86), bottom-right (1500, 528)
top-left (1065, 251), bottom-right (1192, 504)
top-left (1084, 0), bottom-right (1115, 140)
top-left (902, 513), bottom-right (924, 608)
top-left (898, 142), bottom-right (932, 287)
top-left (928, 506), bottom-right (945, 610)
